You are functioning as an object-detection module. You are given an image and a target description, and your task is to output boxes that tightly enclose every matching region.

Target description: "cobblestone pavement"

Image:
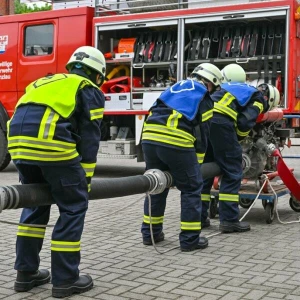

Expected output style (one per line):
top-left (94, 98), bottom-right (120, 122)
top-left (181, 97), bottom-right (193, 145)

top-left (0, 152), bottom-right (300, 300)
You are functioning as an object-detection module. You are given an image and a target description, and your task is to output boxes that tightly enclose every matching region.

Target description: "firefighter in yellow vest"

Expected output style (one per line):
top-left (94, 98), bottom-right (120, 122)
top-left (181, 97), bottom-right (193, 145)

top-left (7, 46), bottom-right (106, 298)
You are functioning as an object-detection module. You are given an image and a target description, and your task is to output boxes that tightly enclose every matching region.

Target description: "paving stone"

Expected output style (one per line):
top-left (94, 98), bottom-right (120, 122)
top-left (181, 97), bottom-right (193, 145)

top-left (243, 290), bottom-right (268, 300)
top-left (263, 292), bottom-right (286, 299)
top-left (286, 296), bottom-right (300, 300)
top-left (1, 159), bottom-right (300, 300)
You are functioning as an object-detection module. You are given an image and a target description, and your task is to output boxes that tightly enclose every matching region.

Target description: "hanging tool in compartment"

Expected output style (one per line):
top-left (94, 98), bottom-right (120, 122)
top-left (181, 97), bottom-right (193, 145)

top-left (240, 25), bottom-right (251, 58)
top-left (257, 25), bottom-right (267, 56)
top-left (201, 27), bottom-right (211, 59)
top-left (248, 25), bottom-right (259, 57)
top-left (162, 31), bottom-right (174, 62)
top-left (134, 32), bottom-right (146, 63)
top-left (169, 32), bottom-right (178, 61)
top-left (219, 26), bottom-right (232, 58)
top-left (161, 31), bottom-right (171, 61)
top-left (188, 28), bottom-right (202, 60)
top-left (143, 31), bottom-right (157, 63)
top-left (265, 23), bottom-right (275, 55)
top-left (209, 26), bottom-right (220, 58)
top-left (273, 23), bottom-right (284, 55)
top-left (134, 31), bottom-right (178, 63)
top-left (152, 31), bottom-right (165, 62)
top-left (231, 26), bottom-right (243, 58)
top-left (188, 27), bottom-right (211, 60)
top-left (188, 26), bottom-right (222, 60)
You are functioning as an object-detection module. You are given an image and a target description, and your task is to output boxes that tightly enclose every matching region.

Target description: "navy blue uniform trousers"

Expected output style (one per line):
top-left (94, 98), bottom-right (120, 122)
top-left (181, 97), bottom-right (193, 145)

top-left (202, 114), bottom-right (243, 222)
top-left (14, 162), bottom-right (88, 286)
top-left (141, 143), bottom-right (203, 249)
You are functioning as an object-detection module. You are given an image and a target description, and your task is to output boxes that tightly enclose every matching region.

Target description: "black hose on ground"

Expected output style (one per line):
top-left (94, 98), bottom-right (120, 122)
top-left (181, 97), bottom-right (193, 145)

top-left (0, 162), bottom-right (221, 211)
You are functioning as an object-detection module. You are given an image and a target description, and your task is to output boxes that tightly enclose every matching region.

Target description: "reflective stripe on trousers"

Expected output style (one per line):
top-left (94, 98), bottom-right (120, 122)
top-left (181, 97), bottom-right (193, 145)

top-left (141, 143), bottom-right (203, 249)
top-left (201, 115), bottom-right (242, 222)
top-left (14, 162), bottom-right (88, 286)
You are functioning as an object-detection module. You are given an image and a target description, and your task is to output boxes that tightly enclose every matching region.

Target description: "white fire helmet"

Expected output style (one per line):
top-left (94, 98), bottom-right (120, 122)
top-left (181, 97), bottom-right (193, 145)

top-left (258, 83), bottom-right (280, 110)
top-left (66, 46), bottom-right (106, 78)
top-left (221, 63), bottom-right (246, 83)
top-left (191, 63), bottom-right (223, 87)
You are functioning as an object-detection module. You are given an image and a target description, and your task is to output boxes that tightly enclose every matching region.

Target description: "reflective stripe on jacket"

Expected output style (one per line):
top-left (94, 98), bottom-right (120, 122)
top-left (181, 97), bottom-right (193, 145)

top-left (7, 73), bottom-right (104, 166)
top-left (142, 80), bottom-right (213, 164)
top-left (17, 73), bottom-right (99, 118)
top-left (212, 87), bottom-right (267, 140)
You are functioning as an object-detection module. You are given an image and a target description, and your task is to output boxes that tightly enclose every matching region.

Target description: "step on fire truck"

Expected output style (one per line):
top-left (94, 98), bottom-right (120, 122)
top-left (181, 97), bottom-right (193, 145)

top-left (0, 0), bottom-right (299, 172)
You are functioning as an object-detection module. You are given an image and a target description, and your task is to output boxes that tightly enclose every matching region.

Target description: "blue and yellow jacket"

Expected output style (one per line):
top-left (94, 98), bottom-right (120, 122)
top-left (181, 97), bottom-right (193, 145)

top-left (142, 79), bottom-right (213, 164)
top-left (212, 83), bottom-right (268, 140)
top-left (7, 70), bottom-right (105, 189)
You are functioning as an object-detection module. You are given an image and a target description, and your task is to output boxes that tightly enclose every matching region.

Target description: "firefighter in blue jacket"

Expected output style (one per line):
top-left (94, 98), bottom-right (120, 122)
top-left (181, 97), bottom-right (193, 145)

top-left (141, 63), bottom-right (223, 251)
top-left (200, 63), bottom-right (269, 233)
top-left (7, 46), bottom-right (106, 298)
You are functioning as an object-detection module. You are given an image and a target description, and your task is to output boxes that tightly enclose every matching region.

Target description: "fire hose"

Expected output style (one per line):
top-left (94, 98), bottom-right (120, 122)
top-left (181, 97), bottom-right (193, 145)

top-left (0, 162), bottom-right (221, 213)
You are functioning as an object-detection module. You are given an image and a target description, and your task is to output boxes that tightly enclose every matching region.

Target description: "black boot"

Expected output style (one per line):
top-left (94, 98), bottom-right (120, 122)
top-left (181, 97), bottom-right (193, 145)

top-left (52, 274), bottom-right (93, 298)
top-left (181, 237), bottom-right (209, 252)
top-left (202, 218), bottom-right (211, 229)
top-left (219, 221), bottom-right (251, 233)
top-left (14, 269), bottom-right (50, 292)
top-left (143, 232), bottom-right (165, 245)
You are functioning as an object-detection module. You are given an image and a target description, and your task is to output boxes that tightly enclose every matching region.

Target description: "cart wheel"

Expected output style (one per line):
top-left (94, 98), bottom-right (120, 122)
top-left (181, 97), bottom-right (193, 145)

top-left (262, 200), bottom-right (267, 209)
top-left (209, 196), bottom-right (219, 219)
top-left (239, 198), bottom-right (253, 209)
top-left (265, 203), bottom-right (274, 224)
top-left (289, 195), bottom-right (300, 212)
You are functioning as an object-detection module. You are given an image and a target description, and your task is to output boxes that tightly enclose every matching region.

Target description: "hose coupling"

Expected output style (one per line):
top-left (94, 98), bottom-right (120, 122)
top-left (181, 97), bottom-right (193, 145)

top-left (144, 169), bottom-right (173, 194)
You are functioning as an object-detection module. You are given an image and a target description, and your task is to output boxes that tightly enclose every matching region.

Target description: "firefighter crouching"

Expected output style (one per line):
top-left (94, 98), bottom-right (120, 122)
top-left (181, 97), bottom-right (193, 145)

top-left (7, 46), bottom-right (106, 298)
top-left (141, 63), bottom-right (223, 251)
top-left (201, 63), bottom-right (274, 233)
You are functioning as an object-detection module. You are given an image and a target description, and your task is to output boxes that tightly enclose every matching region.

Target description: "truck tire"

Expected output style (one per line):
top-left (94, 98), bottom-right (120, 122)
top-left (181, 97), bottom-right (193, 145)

top-left (0, 128), bottom-right (11, 171)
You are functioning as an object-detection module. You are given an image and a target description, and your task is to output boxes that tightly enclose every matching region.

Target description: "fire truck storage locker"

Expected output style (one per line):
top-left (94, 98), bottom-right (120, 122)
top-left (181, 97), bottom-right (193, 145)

top-left (94, 5), bottom-right (291, 152)
top-left (183, 7), bottom-right (289, 110)
top-left (95, 19), bottom-right (179, 158)
top-left (95, 19), bottom-right (180, 108)
top-left (95, 7), bottom-right (289, 110)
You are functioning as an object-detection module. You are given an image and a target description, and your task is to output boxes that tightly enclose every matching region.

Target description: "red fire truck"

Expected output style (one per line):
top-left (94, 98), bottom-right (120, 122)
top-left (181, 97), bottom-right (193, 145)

top-left (0, 0), bottom-right (299, 171)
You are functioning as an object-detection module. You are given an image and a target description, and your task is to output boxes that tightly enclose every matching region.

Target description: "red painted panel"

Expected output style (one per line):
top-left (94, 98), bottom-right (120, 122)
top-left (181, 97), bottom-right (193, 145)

top-left (56, 9), bottom-right (94, 73)
top-left (0, 7), bottom-right (94, 118)
top-left (17, 19), bottom-right (58, 92)
top-left (0, 21), bottom-right (18, 117)
top-left (0, 22), bottom-right (17, 91)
